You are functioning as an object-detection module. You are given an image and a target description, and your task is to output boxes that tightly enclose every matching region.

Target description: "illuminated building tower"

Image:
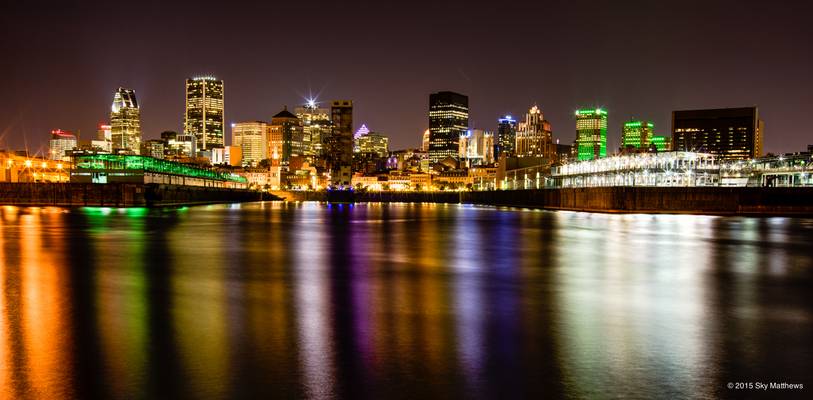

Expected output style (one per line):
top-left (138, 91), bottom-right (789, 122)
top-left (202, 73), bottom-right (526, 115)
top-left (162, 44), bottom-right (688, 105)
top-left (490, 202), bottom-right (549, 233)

top-left (110, 87), bottom-right (141, 154)
top-left (621, 120), bottom-right (655, 150)
top-left (96, 123), bottom-right (111, 141)
top-left (649, 135), bottom-right (669, 151)
top-left (353, 124), bottom-right (370, 153)
top-left (356, 132), bottom-right (389, 157)
top-left (459, 129), bottom-right (495, 166)
top-left (328, 100), bottom-right (353, 185)
top-left (672, 107), bottom-right (763, 160)
top-left (496, 115), bottom-right (517, 159)
top-left (49, 129), bottom-right (77, 161)
top-left (232, 121), bottom-right (268, 166)
top-left (428, 91), bottom-right (468, 163)
top-left (421, 129), bottom-right (430, 151)
top-left (268, 107), bottom-right (304, 166)
top-left (184, 76), bottom-right (225, 151)
top-left (576, 108), bottom-right (608, 161)
top-left (295, 100), bottom-right (331, 158)
top-left (516, 105), bottom-right (554, 159)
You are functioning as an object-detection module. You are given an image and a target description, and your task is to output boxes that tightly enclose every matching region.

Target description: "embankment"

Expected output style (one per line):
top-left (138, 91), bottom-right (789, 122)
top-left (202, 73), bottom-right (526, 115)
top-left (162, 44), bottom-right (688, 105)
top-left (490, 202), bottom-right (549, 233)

top-left (272, 187), bottom-right (813, 216)
top-left (0, 183), bottom-right (268, 207)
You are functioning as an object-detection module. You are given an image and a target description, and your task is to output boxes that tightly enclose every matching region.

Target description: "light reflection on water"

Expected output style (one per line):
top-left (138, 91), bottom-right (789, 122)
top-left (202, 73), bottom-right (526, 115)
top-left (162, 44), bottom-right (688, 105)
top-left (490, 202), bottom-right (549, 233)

top-left (0, 203), bottom-right (811, 399)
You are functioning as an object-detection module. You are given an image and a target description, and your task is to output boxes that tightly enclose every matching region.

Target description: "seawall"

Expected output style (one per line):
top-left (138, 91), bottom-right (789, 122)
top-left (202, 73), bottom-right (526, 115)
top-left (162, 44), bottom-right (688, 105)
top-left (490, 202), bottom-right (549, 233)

top-left (0, 183), bottom-right (267, 207)
top-left (272, 187), bottom-right (813, 216)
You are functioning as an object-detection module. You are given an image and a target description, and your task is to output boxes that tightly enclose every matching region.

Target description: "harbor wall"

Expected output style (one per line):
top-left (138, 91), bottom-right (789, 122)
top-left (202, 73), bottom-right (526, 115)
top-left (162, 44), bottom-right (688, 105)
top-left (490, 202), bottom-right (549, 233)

top-left (272, 187), bottom-right (813, 216)
top-left (0, 183), bottom-right (266, 207)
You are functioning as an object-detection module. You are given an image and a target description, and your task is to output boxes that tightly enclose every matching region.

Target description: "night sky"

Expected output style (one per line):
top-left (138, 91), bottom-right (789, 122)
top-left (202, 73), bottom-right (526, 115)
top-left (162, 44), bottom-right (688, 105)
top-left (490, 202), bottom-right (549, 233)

top-left (1, 0), bottom-right (811, 156)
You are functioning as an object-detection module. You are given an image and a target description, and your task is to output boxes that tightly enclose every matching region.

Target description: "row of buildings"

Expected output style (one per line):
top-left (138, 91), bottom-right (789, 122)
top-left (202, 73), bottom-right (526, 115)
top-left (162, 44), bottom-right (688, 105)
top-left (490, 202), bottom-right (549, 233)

top-left (37, 78), bottom-right (779, 191)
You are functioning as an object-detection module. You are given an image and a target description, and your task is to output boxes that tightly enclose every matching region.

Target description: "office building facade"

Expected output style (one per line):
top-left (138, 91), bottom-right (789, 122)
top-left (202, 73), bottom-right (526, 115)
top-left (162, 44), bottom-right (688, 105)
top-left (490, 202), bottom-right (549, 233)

top-left (295, 101), bottom-right (331, 158)
top-left (328, 100), bottom-right (353, 185)
top-left (621, 120), bottom-right (655, 150)
top-left (185, 76), bottom-right (225, 151)
top-left (232, 121), bottom-right (268, 167)
top-left (672, 107), bottom-right (763, 160)
top-left (496, 115), bottom-right (517, 159)
top-left (110, 87), bottom-right (141, 154)
top-left (516, 105), bottom-right (554, 159)
top-left (576, 108), bottom-right (608, 161)
top-left (268, 107), bottom-right (304, 166)
top-left (428, 91), bottom-right (468, 163)
top-left (49, 129), bottom-right (77, 161)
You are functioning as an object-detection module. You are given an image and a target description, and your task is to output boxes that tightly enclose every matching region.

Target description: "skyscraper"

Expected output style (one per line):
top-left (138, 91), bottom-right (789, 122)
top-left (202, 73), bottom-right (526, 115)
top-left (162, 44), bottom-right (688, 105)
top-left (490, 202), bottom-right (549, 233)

top-left (49, 129), bottom-right (76, 161)
top-left (328, 100), bottom-right (353, 185)
top-left (621, 120), bottom-right (655, 150)
top-left (268, 107), bottom-right (304, 166)
top-left (496, 115), bottom-right (517, 159)
top-left (232, 121), bottom-right (268, 166)
top-left (295, 101), bottom-right (331, 158)
top-left (356, 132), bottom-right (389, 157)
top-left (576, 108), bottom-right (608, 161)
top-left (421, 129), bottom-right (430, 151)
top-left (185, 76), bottom-right (225, 151)
top-left (110, 87), bottom-right (141, 154)
top-left (672, 107), bottom-right (763, 160)
top-left (428, 91), bottom-right (468, 163)
top-left (459, 129), bottom-right (495, 166)
top-left (516, 105), bottom-right (554, 159)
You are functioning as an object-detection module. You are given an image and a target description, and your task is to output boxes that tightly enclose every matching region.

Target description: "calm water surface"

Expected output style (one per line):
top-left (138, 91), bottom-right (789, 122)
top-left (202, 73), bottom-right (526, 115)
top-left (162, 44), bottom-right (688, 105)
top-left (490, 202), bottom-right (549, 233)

top-left (0, 202), bottom-right (811, 399)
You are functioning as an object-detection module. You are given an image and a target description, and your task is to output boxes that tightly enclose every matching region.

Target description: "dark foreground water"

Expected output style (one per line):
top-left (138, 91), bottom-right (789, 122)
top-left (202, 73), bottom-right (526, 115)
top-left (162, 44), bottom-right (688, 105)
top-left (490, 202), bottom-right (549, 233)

top-left (0, 202), bottom-right (811, 399)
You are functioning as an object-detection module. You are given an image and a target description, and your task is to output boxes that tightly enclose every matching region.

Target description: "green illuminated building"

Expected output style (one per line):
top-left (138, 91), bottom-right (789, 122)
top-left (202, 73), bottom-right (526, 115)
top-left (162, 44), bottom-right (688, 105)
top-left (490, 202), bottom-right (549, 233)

top-left (71, 154), bottom-right (246, 187)
top-left (650, 135), bottom-right (668, 151)
top-left (621, 120), bottom-right (654, 149)
top-left (576, 108), bottom-right (607, 161)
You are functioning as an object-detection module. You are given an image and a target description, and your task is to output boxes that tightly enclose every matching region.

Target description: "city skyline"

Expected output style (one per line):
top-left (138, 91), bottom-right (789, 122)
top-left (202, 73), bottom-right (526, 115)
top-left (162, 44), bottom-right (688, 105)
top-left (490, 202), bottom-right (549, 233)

top-left (2, 1), bottom-right (812, 155)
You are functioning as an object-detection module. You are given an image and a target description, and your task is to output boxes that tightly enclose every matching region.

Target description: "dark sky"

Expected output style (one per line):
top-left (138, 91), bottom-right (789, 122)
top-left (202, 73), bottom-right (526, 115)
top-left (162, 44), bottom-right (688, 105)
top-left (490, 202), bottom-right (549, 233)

top-left (1, 0), bottom-right (811, 156)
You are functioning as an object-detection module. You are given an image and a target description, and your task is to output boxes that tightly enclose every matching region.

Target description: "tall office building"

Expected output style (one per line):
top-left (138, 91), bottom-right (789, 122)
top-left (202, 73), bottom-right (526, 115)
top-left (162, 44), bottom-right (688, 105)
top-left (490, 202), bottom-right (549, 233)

top-left (621, 120), bottom-right (655, 149)
top-left (421, 129), bottom-right (430, 151)
top-left (353, 124), bottom-right (370, 153)
top-left (672, 107), bottom-right (763, 160)
top-left (49, 129), bottom-right (77, 161)
top-left (295, 101), bottom-right (331, 158)
top-left (428, 91), bottom-right (468, 163)
top-left (496, 115), bottom-right (517, 159)
top-left (268, 107), bottom-right (304, 166)
top-left (184, 76), bottom-right (225, 151)
top-left (516, 105), bottom-right (554, 159)
top-left (232, 121), bottom-right (268, 166)
top-left (356, 132), bottom-right (389, 157)
top-left (328, 100), bottom-right (353, 185)
top-left (459, 129), bottom-right (495, 166)
top-left (576, 108), bottom-right (608, 161)
top-left (650, 135), bottom-right (669, 151)
top-left (110, 87), bottom-right (141, 154)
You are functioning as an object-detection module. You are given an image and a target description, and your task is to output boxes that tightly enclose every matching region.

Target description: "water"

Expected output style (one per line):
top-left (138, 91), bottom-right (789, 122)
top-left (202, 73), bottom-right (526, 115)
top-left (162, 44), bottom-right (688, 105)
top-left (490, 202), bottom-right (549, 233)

top-left (0, 202), bottom-right (811, 399)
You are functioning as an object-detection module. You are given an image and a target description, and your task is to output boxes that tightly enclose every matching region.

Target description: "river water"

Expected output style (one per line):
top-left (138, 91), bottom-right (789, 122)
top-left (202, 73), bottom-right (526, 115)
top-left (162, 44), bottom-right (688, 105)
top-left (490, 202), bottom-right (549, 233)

top-left (0, 202), bottom-right (811, 399)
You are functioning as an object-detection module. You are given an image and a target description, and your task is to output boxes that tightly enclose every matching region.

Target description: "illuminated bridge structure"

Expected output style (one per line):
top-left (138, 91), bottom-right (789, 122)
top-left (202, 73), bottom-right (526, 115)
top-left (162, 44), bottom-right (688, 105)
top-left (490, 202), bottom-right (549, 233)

top-left (71, 154), bottom-right (248, 189)
top-left (550, 152), bottom-right (720, 188)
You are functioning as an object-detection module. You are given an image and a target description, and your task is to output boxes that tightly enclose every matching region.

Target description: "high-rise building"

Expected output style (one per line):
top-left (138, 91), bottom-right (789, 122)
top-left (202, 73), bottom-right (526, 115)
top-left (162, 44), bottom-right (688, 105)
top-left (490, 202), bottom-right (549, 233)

top-left (421, 129), bottom-right (430, 151)
top-left (49, 129), bottom-right (77, 161)
top-left (496, 115), bottom-right (517, 159)
top-left (268, 107), bottom-right (304, 166)
top-left (96, 123), bottom-right (111, 141)
top-left (621, 120), bottom-right (655, 150)
top-left (110, 87), bottom-right (141, 154)
top-left (295, 101), bottom-right (331, 158)
top-left (184, 76), bottom-right (225, 151)
top-left (459, 129), bottom-right (495, 166)
top-left (356, 132), bottom-right (389, 157)
top-left (328, 100), bottom-right (353, 185)
top-left (428, 91), bottom-right (468, 163)
top-left (142, 139), bottom-right (166, 159)
top-left (650, 135), bottom-right (669, 151)
top-left (576, 108), bottom-right (608, 161)
top-left (353, 124), bottom-right (371, 153)
top-left (672, 107), bottom-right (763, 160)
top-left (516, 105), bottom-right (554, 159)
top-left (232, 121), bottom-right (268, 167)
